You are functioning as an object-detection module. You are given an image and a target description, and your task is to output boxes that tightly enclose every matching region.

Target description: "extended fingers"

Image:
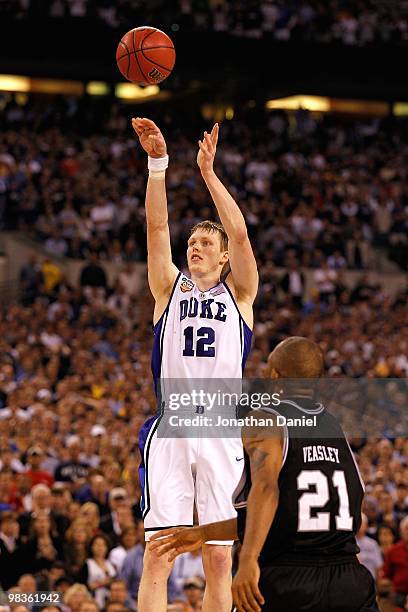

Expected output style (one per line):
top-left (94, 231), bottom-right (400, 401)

top-left (198, 138), bottom-right (212, 158)
top-left (131, 118), bottom-right (144, 136)
top-left (198, 139), bottom-right (210, 156)
top-left (243, 583), bottom-right (262, 612)
top-left (211, 123), bottom-right (219, 146)
top-left (150, 529), bottom-right (175, 540)
top-left (233, 585), bottom-right (252, 612)
top-left (140, 117), bottom-right (160, 130)
top-left (204, 131), bottom-right (215, 154)
top-left (132, 117), bottom-right (160, 136)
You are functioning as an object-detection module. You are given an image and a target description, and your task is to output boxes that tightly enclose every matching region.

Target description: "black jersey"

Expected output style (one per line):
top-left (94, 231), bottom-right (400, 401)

top-left (234, 397), bottom-right (365, 566)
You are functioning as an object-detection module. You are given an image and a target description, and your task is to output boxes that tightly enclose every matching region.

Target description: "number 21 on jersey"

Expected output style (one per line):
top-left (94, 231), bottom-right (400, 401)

top-left (297, 469), bottom-right (353, 532)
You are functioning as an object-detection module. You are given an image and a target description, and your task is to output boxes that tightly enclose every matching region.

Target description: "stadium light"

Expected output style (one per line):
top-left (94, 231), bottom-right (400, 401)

top-left (31, 79), bottom-right (83, 95)
top-left (0, 75), bottom-right (84, 95)
top-left (266, 95), bottom-right (389, 116)
top-left (115, 83), bottom-right (160, 100)
top-left (331, 99), bottom-right (388, 115)
top-left (0, 75), bottom-right (30, 92)
top-left (393, 102), bottom-right (408, 116)
top-left (86, 81), bottom-right (110, 96)
top-left (266, 95), bottom-right (330, 112)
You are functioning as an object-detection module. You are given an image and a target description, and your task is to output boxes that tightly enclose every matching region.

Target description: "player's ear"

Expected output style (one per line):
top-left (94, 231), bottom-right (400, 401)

top-left (219, 250), bottom-right (228, 265)
top-left (270, 368), bottom-right (280, 379)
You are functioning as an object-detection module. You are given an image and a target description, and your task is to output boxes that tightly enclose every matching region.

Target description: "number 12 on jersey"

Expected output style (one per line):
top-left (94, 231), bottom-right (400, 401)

top-left (297, 469), bottom-right (353, 532)
top-left (183, 326), bottom-right (215, 357)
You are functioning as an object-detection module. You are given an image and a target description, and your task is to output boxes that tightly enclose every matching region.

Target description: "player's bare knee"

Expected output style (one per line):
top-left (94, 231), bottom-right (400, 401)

top-left (144, 543), bottom-right (174, 576)
top-left (203, 545), bottom-right (232, 577)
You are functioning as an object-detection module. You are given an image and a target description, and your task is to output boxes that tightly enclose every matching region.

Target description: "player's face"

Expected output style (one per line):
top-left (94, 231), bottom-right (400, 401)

top-left (187, 230), bottom-right (228, 276)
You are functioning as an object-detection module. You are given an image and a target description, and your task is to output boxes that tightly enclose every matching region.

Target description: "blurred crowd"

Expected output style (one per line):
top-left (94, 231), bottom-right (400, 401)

top-left (0, 95), bottom-right (407, 272)
top-left (1, 0), bottom-right (408, 47)
top-left (0, 238), bottom-right (403, 609)
top-left (0, 90), bottom-right (407, 610)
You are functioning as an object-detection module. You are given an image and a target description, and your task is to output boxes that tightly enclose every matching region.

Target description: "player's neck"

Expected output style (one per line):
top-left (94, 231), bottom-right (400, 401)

top-left (190, 273), bottom-right (221, 292)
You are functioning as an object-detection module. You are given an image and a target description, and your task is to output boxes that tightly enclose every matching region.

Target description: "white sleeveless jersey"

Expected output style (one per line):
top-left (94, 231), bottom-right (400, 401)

top-left (152, 272), bottom-right (252, 384)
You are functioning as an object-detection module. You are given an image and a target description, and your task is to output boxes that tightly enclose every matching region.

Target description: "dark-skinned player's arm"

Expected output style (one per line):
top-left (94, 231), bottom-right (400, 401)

top-left (132, 118), bottom-right (178, 320)
top-left (149, 519), bottom-right (238, 562)
top-left (197, 125), bottom-right (258, 320)
top-left (232, 421), bottom-right (283, 612)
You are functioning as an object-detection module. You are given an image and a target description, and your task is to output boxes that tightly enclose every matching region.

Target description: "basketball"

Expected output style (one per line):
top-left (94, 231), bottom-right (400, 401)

top-left (116, 26), bottom-right (176, 85)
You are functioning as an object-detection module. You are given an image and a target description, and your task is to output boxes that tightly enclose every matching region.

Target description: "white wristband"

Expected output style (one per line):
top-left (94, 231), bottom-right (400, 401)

top-left (148, 155), bottom-right (169, 171)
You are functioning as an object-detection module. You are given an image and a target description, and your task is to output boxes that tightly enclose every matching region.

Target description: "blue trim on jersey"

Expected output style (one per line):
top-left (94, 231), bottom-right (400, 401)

top-left (222, 280), bottom-right (253, 372)
top-left (151, 271), bottom-right (181, 395)
top-left (138, 415), bottom-right (159, 517)
top-left (241, 320), bottom-right (253, 372)
top-left (151, 317), bottom-right (164, 396)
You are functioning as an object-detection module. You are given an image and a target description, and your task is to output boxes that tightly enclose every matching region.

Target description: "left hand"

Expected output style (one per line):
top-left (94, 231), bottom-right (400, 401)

top-left (197, 123), bottom-right (219, 175)
top-left (232, 557), bottom-right (264, 612)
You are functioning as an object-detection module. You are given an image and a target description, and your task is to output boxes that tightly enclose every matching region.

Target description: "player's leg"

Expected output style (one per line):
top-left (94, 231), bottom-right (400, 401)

top-left (196, 436), bottom-right (244, 612)
top-left (138, 542), bottom-right (175, 612)
top-left (201, 543), bottom-right (233, 611)
top-left (138, 422), bottom-right (196, 612)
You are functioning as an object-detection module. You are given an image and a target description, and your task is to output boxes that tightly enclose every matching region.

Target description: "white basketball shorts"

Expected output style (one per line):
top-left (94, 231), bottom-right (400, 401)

top-left (138, 415), bottom-right (245, 545)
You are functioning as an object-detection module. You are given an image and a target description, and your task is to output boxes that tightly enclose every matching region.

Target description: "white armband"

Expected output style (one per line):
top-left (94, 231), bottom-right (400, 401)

top-left (148, 155), bottom-right (169, 171)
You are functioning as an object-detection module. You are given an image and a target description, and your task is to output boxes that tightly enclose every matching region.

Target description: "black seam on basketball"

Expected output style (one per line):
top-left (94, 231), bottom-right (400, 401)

top-left (119, 39), bottom-right (131, 79)
top-left (132, 29), bottom-right (148, 83)
top-left (141, 28), bottom-right (158, 45)
top-left (140, 46), bottom-right (174, 72)
top-left (116, 46), bottom-right (175, 62)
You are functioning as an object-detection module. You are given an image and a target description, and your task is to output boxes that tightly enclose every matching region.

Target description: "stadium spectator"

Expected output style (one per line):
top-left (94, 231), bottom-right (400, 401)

top-left (108, 526), bottom-right (139, 575)
top-left (108, 578), bottom-right (136, 611)
top-left (76, 534), bottom-right (117, 609)
top-left (0, 511), bottom-right (19, 589)
top-left (78, 503), bottom-right (101, 538)
top-left (100, 487), bottom-right (131, 543)
top-left (54, 436), bottom-right (89, 486)
top-left (18, 484), bottom-right (68, 541)
top-left (357, 514), bottom-right (383, 578)
top-left (2, 0), bottom-right (408, 46)
top-left (280, 253), bottom-right (305, 308)
top-left (63, 583), bottom-right (92, 612)
top-left (381, 516), bottom-right (408, 608)
top-left (1, 98), bottom-right (407, 274)
top-left (172, 550), bottom-right (206, 600)
top-left (79, 255), bottom-right (107, 289)
top-left (24, 446), bottom-right (54, 488)
top-left (19, 254), bottom-right (44, 305)
top-left (181, 577), bottom-right (205, 611)
top-left (18, 512), bottom-right (64, 575)
top-left (63, 519), bottom-right (90, 578)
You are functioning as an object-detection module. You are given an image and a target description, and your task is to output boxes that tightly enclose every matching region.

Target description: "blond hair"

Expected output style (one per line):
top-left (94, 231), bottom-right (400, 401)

top-left (190, 221), bottom-right (228, 251)
top-left (64, 583), bottom-right (91, 606)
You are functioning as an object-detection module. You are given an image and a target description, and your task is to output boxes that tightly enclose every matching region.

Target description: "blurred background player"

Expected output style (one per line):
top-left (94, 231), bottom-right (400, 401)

top-left (150, 337), bottom-right (379, 612)
top-left (132, 117), bottom-right (258, 612)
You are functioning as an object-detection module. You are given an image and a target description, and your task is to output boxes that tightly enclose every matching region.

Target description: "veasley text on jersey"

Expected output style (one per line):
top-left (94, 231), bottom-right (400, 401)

top-left (303, 445), bottom-right (341, 464)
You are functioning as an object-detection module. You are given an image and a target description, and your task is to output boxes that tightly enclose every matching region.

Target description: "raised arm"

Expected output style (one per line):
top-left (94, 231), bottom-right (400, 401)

top-left (132, 118), bottom-right (178, 320)
top-left (197, 124), bottom-right (258, 319)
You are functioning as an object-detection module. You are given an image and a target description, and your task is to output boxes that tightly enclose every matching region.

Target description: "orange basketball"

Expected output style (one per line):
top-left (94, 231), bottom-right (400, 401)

top-left (116, 26), bottom-right (176, 85)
